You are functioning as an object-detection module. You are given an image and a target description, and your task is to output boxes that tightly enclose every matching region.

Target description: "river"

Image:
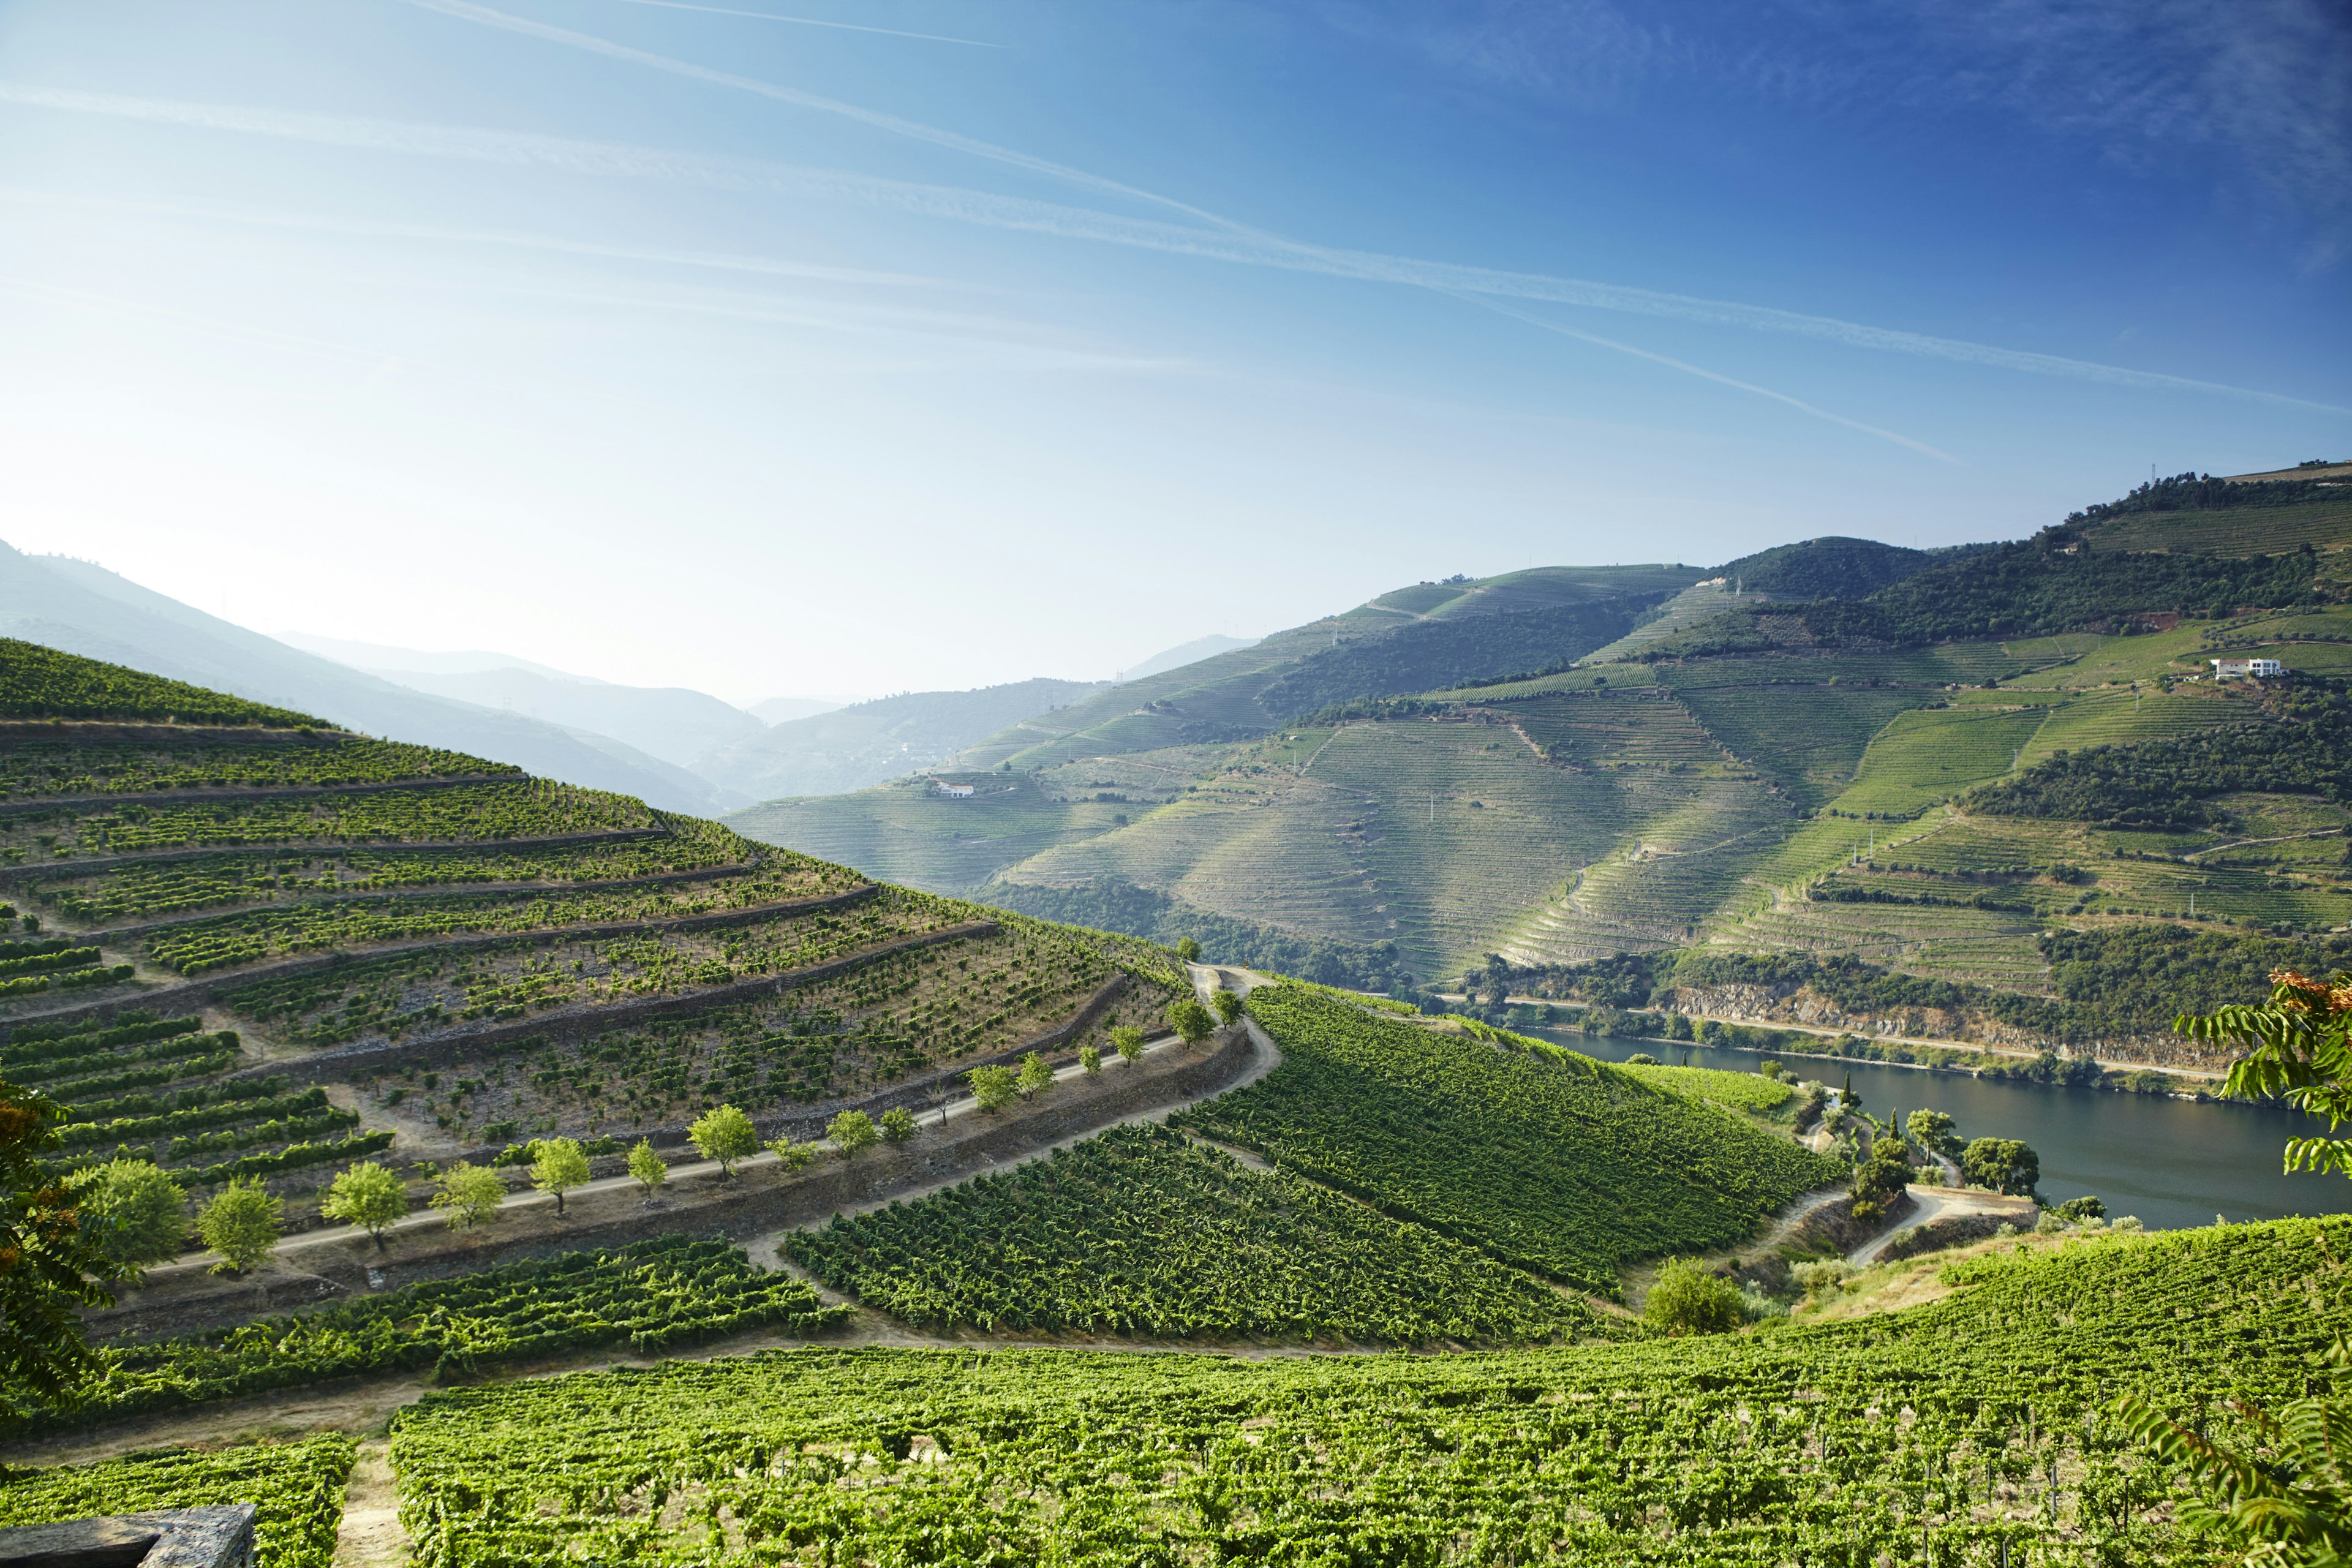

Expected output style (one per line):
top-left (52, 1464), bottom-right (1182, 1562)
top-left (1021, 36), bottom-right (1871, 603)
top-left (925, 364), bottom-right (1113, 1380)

top-left (1549, 1030), bottom-right (2350, 1234)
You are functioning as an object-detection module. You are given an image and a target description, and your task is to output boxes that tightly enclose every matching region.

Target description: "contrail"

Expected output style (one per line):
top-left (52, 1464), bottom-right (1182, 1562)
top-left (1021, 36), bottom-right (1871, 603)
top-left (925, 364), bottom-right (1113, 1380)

top-left (407, 1), bottom-right (2342, 417)
top-left (6, 84), bottom-right (2340, 418)
top-left (588, 0), bottom-right (1002, 47)
top-left (398, 0), bottom-right (1244, 232)
top-left (1452, 290), bottom-right (1959, 462)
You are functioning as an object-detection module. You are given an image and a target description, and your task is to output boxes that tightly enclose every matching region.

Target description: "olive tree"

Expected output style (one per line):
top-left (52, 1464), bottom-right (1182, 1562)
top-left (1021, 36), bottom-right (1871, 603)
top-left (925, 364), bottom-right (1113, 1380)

top-left (197, 1178), bottom-right (282, 1276)
top-left (828, 1109), bottom-right (878, 1160)
top-left (1210, 990), bottom-right (1243, 1028)
top-left (968, 1064), bottom-right (1017, 1112)
top-left (531, 1137), bottom-right (592, 1215)
top-left (322, 1161), bottom-right (408, 1251)
top-left (690, 1104), bottom-right (760, 1176)
top-left (1109, 1026), bottom-right (1145, 1065)
top-left (627, 1139), bottom-right (668, 1199)
top-left (880, 1106), bottom-right (918, 1144)
top-left (431, 1162), bottom-right (504, 1230)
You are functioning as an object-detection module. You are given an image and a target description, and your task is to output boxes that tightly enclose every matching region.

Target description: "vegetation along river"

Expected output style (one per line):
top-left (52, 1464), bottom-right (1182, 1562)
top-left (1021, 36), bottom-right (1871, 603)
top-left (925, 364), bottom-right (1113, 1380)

top-left (1556, 1030), bottom-right (2350, 1234)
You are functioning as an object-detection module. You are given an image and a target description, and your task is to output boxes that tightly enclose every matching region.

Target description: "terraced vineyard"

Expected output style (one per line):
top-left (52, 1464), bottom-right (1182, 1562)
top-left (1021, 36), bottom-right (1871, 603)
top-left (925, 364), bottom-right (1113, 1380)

top-left (31, 816), bottom-right (763, 925)
top-left (1175, 986), bottom-right (1842, 1295)
top-left (1669, 679), bottom-right (1929, 806)
top-left (0, 646), bottom-right (1185, 1228)
top-left (787, 1121), bottom-right (1606, 1344)
top-left (386, 1217), bottom-right (2352, 1567)
top-left (29, 1238), bottom-right (845, 1431)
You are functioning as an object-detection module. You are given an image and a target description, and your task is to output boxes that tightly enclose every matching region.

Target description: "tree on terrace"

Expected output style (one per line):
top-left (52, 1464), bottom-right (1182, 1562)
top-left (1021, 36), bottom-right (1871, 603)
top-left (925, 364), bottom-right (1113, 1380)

top-left (322, 1161), bottom-right (407, 1250)
top-left (1211, 990), bottom-right (1244, 1028)
top-left (880, 1107), bottom-right (918, 1144)
top-left (531, 1138), bottom-right (592, 1215)
top-left (1109, 1025), bottom-right (1145, 1065)
top-left (197, 1178), bottom-right (281, 1276)
top-left (1015, 1053), bottom-right (1053, 1099)
top-left (690, 1105), bottom-right (759, 1176)
top-left (1904, 1109), bottom-right (1960, 1158)
top-left (69, 1158), bottom-right (185, 1278)
top-left (1167, 1000), bottom-right (1215, 1049)
top-left (627, 1139), bottom-right (668, 1199)
top-left (1850, 1139), bottom-right (1910, 1224)
top-left (828, 1110), bottom-right (878, 1160)
top-left (1643, 1261), bottom-right (1743, 1336)
top-left (1175, 937), bottom-right (1200, 962)
top-left (431, 1163), bottom-right (503, 1230)
top-left (968, 1065), bottom-right (1017, 1112)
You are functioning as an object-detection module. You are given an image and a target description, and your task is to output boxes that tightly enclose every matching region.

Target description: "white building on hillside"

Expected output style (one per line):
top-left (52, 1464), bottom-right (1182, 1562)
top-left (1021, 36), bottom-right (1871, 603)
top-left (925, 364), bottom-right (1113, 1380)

top-left (934, 780), bottom-right (975, 798)
top-left (2209, 658), bottom-right (2285, 679)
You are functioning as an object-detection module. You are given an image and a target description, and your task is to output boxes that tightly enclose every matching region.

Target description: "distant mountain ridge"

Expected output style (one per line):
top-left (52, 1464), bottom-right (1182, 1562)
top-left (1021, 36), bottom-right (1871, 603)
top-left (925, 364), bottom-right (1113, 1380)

top-left (693, 677), bottom-right (1110, 801)
top-left (0, 544), bottom-right (736, 814)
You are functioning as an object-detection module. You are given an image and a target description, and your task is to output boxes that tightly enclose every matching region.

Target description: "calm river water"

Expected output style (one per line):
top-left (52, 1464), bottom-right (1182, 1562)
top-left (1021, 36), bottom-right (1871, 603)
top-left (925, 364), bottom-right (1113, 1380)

top-left (1549, 1030), bottom-right (2349, 1234)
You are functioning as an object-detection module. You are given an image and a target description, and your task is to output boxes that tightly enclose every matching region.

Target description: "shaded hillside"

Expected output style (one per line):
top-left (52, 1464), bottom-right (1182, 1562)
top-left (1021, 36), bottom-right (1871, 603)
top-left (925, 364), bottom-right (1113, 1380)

top-left (694, 677), bottom-right (1107, 801)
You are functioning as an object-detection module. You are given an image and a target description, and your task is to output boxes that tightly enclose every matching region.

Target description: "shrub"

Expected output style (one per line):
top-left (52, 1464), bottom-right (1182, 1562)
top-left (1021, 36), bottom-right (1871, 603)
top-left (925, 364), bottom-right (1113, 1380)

top-left (1643, 1261), bottom-right (1743, 1336)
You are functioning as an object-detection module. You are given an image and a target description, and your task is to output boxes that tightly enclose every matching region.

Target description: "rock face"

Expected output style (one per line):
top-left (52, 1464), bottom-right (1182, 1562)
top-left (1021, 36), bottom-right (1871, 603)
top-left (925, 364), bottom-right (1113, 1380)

top-left (0, 1505), bottom-right (255, 1568)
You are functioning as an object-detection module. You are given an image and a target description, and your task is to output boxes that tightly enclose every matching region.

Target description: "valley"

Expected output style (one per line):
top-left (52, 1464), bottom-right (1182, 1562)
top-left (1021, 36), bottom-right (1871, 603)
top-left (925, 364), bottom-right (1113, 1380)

top-left (0, 470), bottom-right (2345, 1567)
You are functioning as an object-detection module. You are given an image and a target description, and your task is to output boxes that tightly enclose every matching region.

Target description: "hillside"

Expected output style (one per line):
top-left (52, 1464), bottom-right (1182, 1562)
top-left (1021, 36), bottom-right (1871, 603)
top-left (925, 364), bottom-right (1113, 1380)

top-left (0, 643), bottom-right (1186, 1248)
top-left (0, 639), bottom-right (2338, 1568)
top-left (726, 489), bottom-right (2352, 1069)
top-left (0, 545), bottom-right (735, 815)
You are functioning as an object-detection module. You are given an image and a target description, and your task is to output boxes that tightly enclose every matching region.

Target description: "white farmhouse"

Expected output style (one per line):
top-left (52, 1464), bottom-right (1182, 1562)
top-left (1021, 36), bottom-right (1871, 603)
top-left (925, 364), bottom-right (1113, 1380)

top-left (933, 780), bottom-right (976, 798)
top-left (2209, 658), bottom-right (2285, 679)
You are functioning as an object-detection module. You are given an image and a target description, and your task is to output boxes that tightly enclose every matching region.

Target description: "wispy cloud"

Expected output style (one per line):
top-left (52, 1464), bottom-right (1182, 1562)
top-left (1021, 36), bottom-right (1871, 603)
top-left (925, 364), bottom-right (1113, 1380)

top-left (399, 0), bottom-right (1244, 232)
top-left (6, 84), bottom-right (2341, 417)
top-left (589, 0), bottom-right (1003, 48)
top-left (1453, 292), bottom-right (1958, 461)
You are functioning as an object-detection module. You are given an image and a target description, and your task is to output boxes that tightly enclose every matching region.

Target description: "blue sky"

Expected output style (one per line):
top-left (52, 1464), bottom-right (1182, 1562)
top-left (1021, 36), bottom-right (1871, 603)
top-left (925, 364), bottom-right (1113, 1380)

top-left (1, 0), bottom-right (2345, 701)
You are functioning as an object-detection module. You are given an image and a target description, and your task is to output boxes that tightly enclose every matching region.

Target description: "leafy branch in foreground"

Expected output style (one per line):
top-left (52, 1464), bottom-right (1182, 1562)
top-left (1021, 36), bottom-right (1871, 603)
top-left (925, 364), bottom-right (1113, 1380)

top-left (2180, 967), bottom-right (2352, 1181)
top-left (2113, 1332), bottom-right (2351, 1568)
